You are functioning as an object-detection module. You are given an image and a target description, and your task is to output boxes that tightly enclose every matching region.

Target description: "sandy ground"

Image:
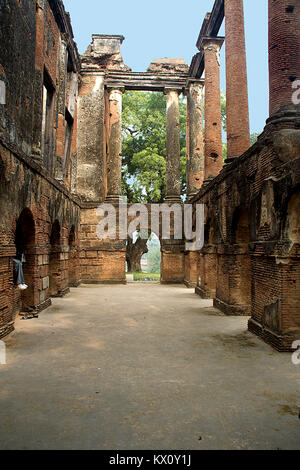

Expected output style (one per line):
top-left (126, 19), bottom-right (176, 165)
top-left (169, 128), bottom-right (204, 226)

top-left (0, 284), bottom-right (299, 450)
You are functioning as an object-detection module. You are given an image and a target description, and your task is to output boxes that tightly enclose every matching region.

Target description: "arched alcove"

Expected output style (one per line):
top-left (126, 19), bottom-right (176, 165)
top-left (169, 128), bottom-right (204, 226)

top-left (231, 207), bottom-right (251, 308)
top-left (49, 220), bottom-right (61, 296)
top-left (285, 192), bottom-right (300, 245)
top-left (68, 225), bottom-right (79, 287)
top-left (14, 208), bottom-right (36, 311)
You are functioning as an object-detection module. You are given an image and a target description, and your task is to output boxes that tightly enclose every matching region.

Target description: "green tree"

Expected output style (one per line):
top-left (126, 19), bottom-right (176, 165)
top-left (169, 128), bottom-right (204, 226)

top-left (250, 132), bottom-right (260, 145)
top-left (122, 91), bottom-right (187, 203)
top-left (147, 246), bottom-right (161, 274)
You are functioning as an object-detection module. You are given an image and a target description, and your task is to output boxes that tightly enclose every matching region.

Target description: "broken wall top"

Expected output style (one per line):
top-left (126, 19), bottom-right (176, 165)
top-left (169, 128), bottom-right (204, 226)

top-left (81, 34), bottom-right (131, 72)
top-left (147, 58), bottom-right (189, 75)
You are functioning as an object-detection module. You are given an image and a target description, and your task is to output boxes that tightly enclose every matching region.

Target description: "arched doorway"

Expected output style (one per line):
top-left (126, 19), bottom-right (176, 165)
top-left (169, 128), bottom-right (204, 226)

top-left (140, 233), bottom-right (161, 281)
top-left (14, 208), bottom-right (36, 312)
top-left (126, 231), bottom-right (161, 282)
top-left (215, 206), bottom-right (251, 315)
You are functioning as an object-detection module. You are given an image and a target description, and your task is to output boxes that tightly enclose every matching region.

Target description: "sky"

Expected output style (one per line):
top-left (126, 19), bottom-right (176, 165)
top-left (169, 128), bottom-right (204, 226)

top-left (63, 0), bottom-right (269, 134)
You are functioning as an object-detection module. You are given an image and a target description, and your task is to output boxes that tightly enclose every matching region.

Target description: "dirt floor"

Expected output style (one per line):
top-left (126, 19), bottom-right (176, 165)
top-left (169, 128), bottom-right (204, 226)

top-left (0, 284), bottom-right (299, 450)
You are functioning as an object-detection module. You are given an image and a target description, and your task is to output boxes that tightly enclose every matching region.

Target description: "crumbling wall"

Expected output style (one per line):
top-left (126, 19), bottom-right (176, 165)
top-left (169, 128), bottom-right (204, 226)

top-left (0, 0), bottom-right (81, 338)
top-left (0, 142), bottom-right (80, 338)
top-left (193, 119), bottom-right (300, 350)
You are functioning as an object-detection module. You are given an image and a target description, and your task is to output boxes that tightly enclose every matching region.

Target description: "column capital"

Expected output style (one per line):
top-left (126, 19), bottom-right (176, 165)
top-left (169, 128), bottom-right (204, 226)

top-left (201, 36), bottom-right (225, 51)
top-left (185, 79), bottom-right (204, 95)
top-left (106, 86), bottom-right (125, 95)
top-left (164, 87), bottom-right (182, 96)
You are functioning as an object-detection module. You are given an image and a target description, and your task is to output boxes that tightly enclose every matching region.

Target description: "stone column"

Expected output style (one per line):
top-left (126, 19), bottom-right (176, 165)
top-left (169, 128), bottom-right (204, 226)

top-left (164, 88), bottom-right (182, 202)
top-left (202, 37), bottom-right (224, 182)
top-left (186, 80), bottom-right (204, 200)
top-left (268, 0), bottom-right (300, 117)
top-left (77, 72), bottom-right (106, 202)
top-left (225, 0), bottom-right (250, 159)
top-left (106, 87), bottom-right (124, 202)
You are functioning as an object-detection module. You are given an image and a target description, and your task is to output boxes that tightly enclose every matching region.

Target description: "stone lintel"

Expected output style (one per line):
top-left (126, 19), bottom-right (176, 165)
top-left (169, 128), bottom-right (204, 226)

top-left (104, 72), bottom-right (188, 92)
top-left (196, 0), bottom-right (225, 51)
top-left (186, 78), bottom-right (204, 86)
top-left (191, 0), bottom-right (225, 77)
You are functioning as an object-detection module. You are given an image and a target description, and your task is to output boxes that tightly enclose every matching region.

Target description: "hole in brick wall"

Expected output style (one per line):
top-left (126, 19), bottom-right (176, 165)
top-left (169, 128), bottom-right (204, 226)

top-left (286, 5), bottom-right (294, 13)
top-left (15, 208), bottom-right (36, 311)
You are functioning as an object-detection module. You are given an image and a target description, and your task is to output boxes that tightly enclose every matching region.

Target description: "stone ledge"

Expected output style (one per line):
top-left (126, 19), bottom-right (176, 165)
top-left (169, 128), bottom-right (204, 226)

top-left (69, 281), bottom-right (81, 288)
top-left (213, 297), bottom-right (250, 316)
top-left (51, 288), bottom-right (70, 298)
top-left (0, 322), bottom-right (14, 340)
top-left (81, 280), bottom-right (126, 285)
top-left (248, 318), bottom-right (299, 353)
top-left (195, 285), bottom-right (215, 299)
top-left (160, 280), bottom-right (184, 285)
top-left (184, 280), bottom-right (197, 289)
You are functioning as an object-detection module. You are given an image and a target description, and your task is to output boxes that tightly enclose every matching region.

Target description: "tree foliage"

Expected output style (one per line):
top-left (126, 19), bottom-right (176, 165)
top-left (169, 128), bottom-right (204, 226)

top-left (122, 91), bottom-right (187, 203)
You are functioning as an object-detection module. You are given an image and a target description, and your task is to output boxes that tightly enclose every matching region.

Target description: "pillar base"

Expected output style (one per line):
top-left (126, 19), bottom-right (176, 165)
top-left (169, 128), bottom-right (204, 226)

top-left (51, 287), bottom-right (70, 298)
top-left (248, 318), bottom-right (299, 353)
top-left (265, 104), bottom-right (300, 127)
top-left (184, 280), bottom-right (197, 288)
top-left (195, 285), bottom-right (215, 299)
top-left (69, 281), bottom-right (81, 288)
top-left (213, 297), bottom-right (250, 316)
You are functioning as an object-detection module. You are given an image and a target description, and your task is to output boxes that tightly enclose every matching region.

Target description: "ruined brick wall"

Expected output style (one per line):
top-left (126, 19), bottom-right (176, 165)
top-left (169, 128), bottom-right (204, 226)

top-left (193, 117), bottom-right (300, 350)
top-left (79, 204), bottom-right (185, 285)
top-left (0, 0), bottom-right (81, 338)
top-left (0, 0), bottom-right (36, 156)
top-left (0, 0), bottom-right (80, 184)
top-left (0, 142), bottom-right (81, 338)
